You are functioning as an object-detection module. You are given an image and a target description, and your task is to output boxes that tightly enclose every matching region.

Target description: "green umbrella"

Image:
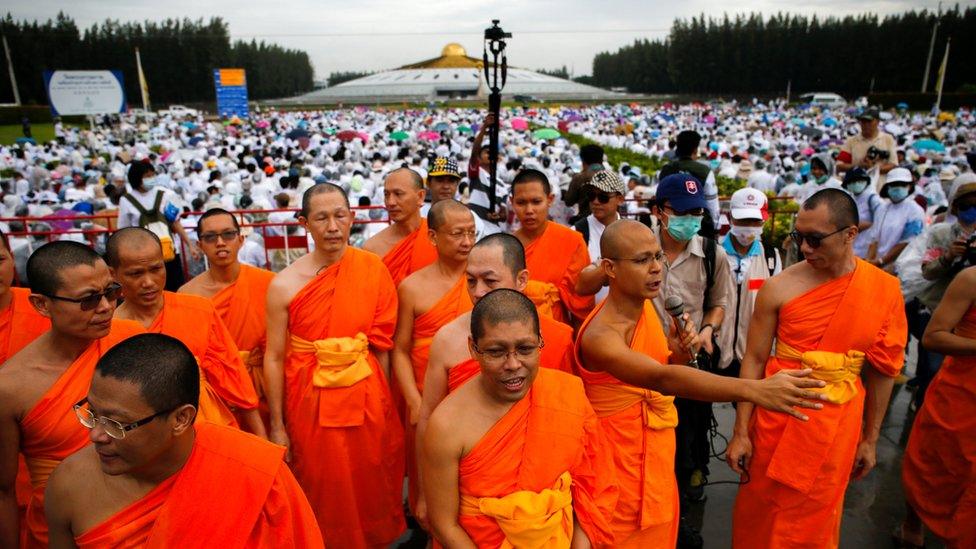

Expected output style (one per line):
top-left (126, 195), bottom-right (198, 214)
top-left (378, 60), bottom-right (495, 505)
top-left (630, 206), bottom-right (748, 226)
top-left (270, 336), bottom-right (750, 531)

top-left (390, 131), bottom-right (410, 142)
top-left (532, 128), bottom-right (561, 140)
top-left (457, 125), bottom-right (473, 134)
top-left (324, 128), bottom-right (337, 135)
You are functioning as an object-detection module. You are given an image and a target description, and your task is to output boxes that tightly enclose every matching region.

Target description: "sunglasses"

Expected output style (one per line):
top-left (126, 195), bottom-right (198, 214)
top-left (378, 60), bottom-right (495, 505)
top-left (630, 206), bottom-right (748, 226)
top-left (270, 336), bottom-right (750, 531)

top-left (198, 230), bottom-right (240, 245)
top-left (44, 282), bottom-right (122, 311)
top-left (789, 227), bottom-right (848, 249)
top-left (586, 190), bottom-right (618, 204)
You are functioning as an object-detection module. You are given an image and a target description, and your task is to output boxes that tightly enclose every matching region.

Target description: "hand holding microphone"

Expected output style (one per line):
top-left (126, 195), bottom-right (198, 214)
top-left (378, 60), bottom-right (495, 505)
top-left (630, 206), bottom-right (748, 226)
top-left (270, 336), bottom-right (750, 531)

top-left (665, 295), bottom-right (700, 367)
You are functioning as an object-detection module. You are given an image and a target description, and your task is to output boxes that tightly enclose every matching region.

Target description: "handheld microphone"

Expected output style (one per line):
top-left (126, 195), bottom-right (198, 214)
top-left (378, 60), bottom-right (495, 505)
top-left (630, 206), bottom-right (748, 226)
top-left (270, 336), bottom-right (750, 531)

top-left (664, 295), bottom-right (699, 367)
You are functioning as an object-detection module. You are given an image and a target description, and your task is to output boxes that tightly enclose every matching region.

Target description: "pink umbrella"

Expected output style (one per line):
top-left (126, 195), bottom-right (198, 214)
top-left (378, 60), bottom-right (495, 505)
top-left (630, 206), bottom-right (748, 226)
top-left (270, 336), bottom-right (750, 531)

top-left (255, 120), bottom-right (270, 129)
top-left (357, 132), bottom-right (370, 142)
top-left (510, 118), bottom-right (528, 131)
top-left (419, 131), bottom-right (441, 141)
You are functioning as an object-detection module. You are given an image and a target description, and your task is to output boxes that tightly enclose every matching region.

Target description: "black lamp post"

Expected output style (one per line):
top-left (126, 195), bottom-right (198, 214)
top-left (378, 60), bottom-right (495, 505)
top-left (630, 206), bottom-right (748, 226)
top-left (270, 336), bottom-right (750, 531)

top-left (482, 19), bottom-right (510, 213)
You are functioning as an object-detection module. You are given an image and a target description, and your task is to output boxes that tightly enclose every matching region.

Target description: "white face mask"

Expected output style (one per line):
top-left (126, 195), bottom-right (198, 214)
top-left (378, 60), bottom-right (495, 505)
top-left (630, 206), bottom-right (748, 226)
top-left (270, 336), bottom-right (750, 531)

top-left (730, 225), bottom-right (763, 246)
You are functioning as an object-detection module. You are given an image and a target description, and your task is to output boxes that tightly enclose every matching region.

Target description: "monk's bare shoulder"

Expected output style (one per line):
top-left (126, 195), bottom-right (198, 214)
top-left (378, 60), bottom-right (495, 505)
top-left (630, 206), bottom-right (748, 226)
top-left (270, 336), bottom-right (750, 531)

top-left (0, 341), bottom-right (46, 413)
top-left (426, 388), bottom-right (468, 449)
top-left (268, 255), bottom-right (317, 306)
top-left (362, 225), bottom-right (399, 256)
top-left (178, 272), bottom-right (208, 296)
top-left (430, 315), bottom-right (471, 365)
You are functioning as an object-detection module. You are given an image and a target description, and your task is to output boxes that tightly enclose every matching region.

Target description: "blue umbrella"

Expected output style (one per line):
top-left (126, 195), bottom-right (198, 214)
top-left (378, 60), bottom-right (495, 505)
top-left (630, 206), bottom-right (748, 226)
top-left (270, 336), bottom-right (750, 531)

top-left (822, 117), bottom-right (837, 127)
top-left (433, 121), bottom-right (450, 132)
top-left (912, 139), bottom-right (945, 153)
top-left (180, 121), bottom-right (197, 129)
top-left (896, 102), bottom-right (909, 110)
top-left (188, 136), bottom-right (204, 146)
top-left (14, 137), bottom-right (36, 145)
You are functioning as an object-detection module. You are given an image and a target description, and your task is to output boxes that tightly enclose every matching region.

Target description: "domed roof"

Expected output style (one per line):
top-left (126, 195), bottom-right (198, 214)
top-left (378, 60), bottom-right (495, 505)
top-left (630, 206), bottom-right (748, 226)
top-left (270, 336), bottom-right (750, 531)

top-left (441, 43), bottom-right (467, 57)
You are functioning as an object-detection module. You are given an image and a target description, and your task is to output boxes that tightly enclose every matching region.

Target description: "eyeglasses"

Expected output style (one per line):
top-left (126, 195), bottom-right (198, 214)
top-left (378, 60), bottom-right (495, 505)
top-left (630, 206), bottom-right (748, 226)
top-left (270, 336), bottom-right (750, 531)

top-left (472, 340), bottom-right (544, 365)
top-left (789, 227), bottom-right (849, 249)
top-left (198, 229), bottom-right (240, 244)
top-left (605, 250), bottom-right (666, 266)
top-left (44, 283), bottom-right (122, 311)
top-left (586, 190), bottom-right (618, 204)
top-left (444, 229), bottom-right (477, 240)
top-left (73, 398), bottom-right (176, 440)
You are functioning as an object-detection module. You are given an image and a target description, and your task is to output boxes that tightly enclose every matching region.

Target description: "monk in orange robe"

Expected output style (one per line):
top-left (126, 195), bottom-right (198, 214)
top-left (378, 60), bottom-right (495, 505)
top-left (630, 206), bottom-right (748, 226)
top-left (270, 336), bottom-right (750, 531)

top-left (264, 184), bottom-right (405, 547)
top-left (364, 167), bottom-right (437, 287)
top-left (576, 220), bottom-right (827, 547)
top-left (899, 266), bottom-right (976, 549)
top-left (393, 199), bottom-right (475, 514)
top-left (107, 227), bottom-right (264, 438)
top-left (44, 333), bottom-right (323, 548)
top-left (180, 208), bottom-right (275, 425)
top-left (423, 289), bottom-right (617, 547)
top-left (0, 241), bottom-right (143, 548)
top-left (728, 190), bottom-right (906, 548)
top-left (511, 169), bottom-right (594, 323)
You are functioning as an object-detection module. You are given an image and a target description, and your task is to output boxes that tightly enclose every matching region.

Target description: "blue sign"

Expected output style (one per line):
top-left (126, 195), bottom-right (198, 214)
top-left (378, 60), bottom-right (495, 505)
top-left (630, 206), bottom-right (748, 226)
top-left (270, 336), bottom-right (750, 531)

top-left (213, 68), bottom-right (249, 119)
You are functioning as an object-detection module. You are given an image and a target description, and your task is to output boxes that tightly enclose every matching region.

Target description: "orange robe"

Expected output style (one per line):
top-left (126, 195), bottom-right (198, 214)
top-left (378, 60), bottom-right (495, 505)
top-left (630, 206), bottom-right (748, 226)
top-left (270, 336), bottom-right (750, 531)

top-left (74, 422), bottom-right (323, 549)
top-left (456, 368), bottom-right (617, 546)
top-left (576, 299), bottom-right (680, 547)
top-left (732, 260), bottom-right (906, 549)
top-left (148, 291), bottom-right (259, 427)
top-left (523, 222), bottom-right (594, 323)
top-left (284, 247), bottom-right (405, 547)
top-left (382, 218), bottom-right (437, 288)
top-left (0, 287), bottom-right (51, 525)
top-left (902, 304), bottom-right (976, 549)
top-left (20, 319), bottom-right (143, 548)
top-left (210, 264), bottom-right (275, 421)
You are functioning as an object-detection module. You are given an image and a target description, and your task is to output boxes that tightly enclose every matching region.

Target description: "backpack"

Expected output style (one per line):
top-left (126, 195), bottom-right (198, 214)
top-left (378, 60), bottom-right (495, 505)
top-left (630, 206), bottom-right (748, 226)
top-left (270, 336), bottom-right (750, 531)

top-left (124, 190), bottom-right (176, 261)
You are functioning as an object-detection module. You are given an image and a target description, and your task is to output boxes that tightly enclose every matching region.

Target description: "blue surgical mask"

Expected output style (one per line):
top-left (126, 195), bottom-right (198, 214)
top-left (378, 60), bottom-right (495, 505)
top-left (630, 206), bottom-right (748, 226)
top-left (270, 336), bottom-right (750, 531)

top-left (848, 182), bottom-right (869, 195)
top-left (958, 205), bottom-right (976, 225)
top-left (887, 186), bottom-right (910, 202)
top-left (141, 176), bottom-right (158, 189)
top-left (666, 214), bottom-right (703, 241)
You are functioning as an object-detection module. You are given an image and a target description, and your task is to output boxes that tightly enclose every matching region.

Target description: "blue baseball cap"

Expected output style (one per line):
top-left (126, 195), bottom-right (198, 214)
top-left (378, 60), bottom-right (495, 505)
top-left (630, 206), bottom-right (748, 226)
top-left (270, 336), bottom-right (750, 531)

top-left (655, 173), bottom-right (707, 212)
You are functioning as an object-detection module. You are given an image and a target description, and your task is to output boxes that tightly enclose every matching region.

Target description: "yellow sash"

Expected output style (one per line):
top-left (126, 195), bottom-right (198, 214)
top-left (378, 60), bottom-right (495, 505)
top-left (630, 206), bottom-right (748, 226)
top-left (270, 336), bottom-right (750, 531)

top-left (289, 332), bottom-right (372, 388)
top-left (525, 280), bottom-right (561, 320)
top-left (24, 456), bottom-right (59, 489)
top-left (585, 382), bottom-right (678, 429)
top-left (460, 471), bottom-right (574, 549)
top-left (775, 340), bottom-right (864, 404)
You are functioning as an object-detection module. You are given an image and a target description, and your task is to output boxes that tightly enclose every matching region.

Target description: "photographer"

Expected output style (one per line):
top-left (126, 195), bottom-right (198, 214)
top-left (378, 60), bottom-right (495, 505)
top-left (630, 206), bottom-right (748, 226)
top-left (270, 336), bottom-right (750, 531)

top-left (836, 107), bottom-right (898, 178)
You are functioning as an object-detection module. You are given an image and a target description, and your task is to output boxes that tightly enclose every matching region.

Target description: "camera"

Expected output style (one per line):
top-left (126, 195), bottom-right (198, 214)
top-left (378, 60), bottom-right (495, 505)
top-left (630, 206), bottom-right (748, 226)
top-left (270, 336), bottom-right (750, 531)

top-left (866, 146), bottom-right (890, 161)
top-left (484, 20), bottom-right (512, 42)
top-left (964, 234), bottom-right (976, 267)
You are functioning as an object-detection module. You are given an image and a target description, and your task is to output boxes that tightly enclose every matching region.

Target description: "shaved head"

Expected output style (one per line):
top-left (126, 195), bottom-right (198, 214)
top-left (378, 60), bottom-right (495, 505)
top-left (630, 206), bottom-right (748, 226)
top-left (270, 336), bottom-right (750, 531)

top-left (27, 240), bottom-right (104, 295)
top-left (197, 208), bottom-right (240, 233)
top-left (471, 288), bottom-right (540, 342)
top-left (105, 227), bottom-right (161, 268)
top-left (96, 333), bottom-right (200, 411)
top-left (386, 167), bottom-right (424, 190)
top-left (473, 233), bottom-right (526, 278)
top-left (803, 188), bottom-right (859, 229)
top-left (428, 199), bottom-right (473, 231)
top-left (301, 182), bottom-right (349, 217)
top-left (600, 218), bottom-right (651, 259)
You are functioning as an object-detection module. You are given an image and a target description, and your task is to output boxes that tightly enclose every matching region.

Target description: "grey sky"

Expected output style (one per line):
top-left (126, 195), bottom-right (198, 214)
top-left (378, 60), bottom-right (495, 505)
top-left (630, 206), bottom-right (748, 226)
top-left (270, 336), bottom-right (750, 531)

top-left (4, 0), bottom-right (969, 78)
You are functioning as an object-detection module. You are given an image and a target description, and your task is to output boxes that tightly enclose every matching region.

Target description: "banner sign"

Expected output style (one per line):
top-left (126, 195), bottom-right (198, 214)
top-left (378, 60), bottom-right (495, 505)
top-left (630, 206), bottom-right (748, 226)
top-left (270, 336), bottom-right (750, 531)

top-left (43, 70), bottom-right (126, 116)
top-left (213, 68), bottom-right (249, 119)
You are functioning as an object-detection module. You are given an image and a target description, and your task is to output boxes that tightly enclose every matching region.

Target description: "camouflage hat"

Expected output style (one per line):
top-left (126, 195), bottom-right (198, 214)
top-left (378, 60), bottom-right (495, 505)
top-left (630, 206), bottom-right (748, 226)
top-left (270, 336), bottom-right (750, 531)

top-left (427, 156), bottom-right (461, 179)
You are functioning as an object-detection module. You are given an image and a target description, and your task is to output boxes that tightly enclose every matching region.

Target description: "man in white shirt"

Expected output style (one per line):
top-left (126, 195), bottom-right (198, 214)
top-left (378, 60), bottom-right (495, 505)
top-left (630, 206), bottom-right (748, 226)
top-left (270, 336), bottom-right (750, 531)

top-left (572, 170), bottom-right (624, 303)
top-left (864, 167), bottom-right (925, 271)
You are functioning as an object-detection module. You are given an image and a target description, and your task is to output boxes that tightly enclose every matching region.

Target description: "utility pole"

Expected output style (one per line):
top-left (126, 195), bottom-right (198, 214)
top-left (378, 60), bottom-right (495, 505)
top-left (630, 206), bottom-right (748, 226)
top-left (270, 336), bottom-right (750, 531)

top-left (2, 35), bottom-right (20, 106)
top-left (921, 2), bottom-right (941, 93)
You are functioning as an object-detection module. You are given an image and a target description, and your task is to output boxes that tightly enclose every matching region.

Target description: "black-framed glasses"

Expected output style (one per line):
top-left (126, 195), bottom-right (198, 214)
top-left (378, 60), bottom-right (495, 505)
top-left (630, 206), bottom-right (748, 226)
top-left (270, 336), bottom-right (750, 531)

top-left (789, 227), bottom-right (849, 249)
top-left (73, 398), bottom-right (176, 440)
top-left (472, 339), bottom-right (544, 365)
top-left (586, 190), bottom-right (618, 204)
top-left (606, 250), bottom-right (666, 266)
top-left (198, 229), bottom-right (240, 245)
top-left (44, 283), bottom-right (121, 311)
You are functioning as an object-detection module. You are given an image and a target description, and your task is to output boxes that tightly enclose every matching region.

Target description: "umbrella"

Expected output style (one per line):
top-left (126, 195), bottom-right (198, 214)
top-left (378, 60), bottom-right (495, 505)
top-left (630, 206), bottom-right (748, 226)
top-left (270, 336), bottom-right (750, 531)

top-left (188, 136), bottom-right (204, 146)
top-left (14, 137), bottom-right (36, 145)
top-left (419, 131), bottom-right (441, 141)
top-left (799, 127), bottom-right (823, 139)
top-left (457, 125), bottom-right (472, 134)
top-left (336, 129), bottom-right (359, 142)
top-left (896, 102), bottom-right (909, 110)
top-left (532, 128), bottom-right (561, 140)
top-left (390, 131), bottom-right (410, 142)
top-left (510, 118), bottom-right (529, 131)
top-left (45, 210), bottom-right (76, 232)
top-left (286, 129), bottom-right (310, 140)
top-left (180, 121), bottom-right (197, 129)
top-left (433, 122), bottom-right (450, 132)
top-left (822, 117), bottom-right (837, 127)
top-left (357, 132), bottom-right (370, 142)
top-left (557, 120), bottom-right (569, 133)
top-left (912, 139), bottom-right (945, 153)
top-left (228, 116), bottom-right (243, 126)
top-left (255, 120), bottom-right (270, 129)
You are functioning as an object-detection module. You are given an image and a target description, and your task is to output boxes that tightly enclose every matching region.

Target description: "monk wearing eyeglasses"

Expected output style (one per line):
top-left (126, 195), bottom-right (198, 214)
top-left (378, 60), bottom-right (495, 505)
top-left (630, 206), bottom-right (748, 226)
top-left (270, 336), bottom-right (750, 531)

top-left (44, 333), bottom-right (323, 548)
top-left (107, 227), bottom-right (264, 438)
top-left (392, 199), bottom-right (475, 518)
top-left (729, 188), bottom-right (907, 548)
top-left (422, 289), bottom-right (618, 547)
top-left (511, 169), bottom-right (594, 324)
top-left (0, 241), bottom-right (143, 548)
top-left (180, 208), bottom-right (275, 429)
top-left (364, 168), bottom-right (437, 288)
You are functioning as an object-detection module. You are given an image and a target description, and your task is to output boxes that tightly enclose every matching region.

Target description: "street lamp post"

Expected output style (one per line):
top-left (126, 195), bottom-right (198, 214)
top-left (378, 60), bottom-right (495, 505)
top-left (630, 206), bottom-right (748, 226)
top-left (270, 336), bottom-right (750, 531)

top-left (482, 19), bottom-right (510, 213)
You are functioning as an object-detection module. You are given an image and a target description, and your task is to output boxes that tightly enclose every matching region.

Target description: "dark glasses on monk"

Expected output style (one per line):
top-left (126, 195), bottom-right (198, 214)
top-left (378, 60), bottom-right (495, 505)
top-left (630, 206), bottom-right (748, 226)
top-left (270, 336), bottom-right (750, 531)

top-left (789, 227), bottom-right (848, 249)
top-left (44, 282), bottom-right (122, 311)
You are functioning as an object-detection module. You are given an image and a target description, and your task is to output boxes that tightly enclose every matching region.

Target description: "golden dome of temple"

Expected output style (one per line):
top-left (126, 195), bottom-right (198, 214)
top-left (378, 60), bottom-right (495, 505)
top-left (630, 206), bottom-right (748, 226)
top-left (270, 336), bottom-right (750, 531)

top-left (441, 43), bottom-right (467, 57)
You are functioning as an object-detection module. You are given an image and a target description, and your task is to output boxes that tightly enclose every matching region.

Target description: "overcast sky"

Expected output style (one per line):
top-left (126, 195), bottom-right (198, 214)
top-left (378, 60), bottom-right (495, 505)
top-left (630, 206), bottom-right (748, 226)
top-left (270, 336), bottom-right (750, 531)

top-left (5, 0), bottom-right (969, 79)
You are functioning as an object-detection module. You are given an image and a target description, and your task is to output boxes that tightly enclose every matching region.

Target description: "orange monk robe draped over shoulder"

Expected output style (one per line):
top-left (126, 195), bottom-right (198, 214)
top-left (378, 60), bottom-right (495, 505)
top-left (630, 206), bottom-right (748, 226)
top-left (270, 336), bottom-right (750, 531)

top-left (382, 218), bottom-right (438, 288)
top-left (149, 291), bottom-right (258, 427)
top-left (284, 247), bottom-right (405, 548)
top-left (210, 264), bottom-right (275, 417)
top-left (902, 305), bottom-right (976, 549)
top-left (0, 287), bottom-right (51, 524)
top-left (732, 260), bottom-right (906, 549)
top-left (575, 299), bottom-right (680, 547)
top-left (523, 222), bottom-right (594, 323)
top-left (456, 368), bottom-right (617, 547)
top-left (74, 422), bottom-right (323, 549)
top-left (20, 319), bottom-right (144, 548)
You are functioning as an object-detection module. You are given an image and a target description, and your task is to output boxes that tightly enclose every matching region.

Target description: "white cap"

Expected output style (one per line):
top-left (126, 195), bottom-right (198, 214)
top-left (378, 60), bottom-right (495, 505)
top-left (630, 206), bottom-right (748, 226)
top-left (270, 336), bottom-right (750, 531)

top-left (730, 187), bottom-right (768, 220)
top-left (886, 167), bottom-right (913, 184)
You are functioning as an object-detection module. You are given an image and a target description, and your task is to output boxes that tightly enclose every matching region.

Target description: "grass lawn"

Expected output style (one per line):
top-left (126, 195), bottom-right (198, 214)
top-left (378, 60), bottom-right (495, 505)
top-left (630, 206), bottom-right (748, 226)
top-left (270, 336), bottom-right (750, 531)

top-left (0, 123), bottom-right (56, 145)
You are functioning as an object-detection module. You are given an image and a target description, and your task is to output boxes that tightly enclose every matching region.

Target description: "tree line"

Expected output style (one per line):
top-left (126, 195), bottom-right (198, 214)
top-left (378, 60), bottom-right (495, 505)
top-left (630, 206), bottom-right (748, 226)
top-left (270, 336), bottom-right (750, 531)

top-left (0, 13), bottom-right (315, 106)
top-left (590, 7), bottom-right (976, 96)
